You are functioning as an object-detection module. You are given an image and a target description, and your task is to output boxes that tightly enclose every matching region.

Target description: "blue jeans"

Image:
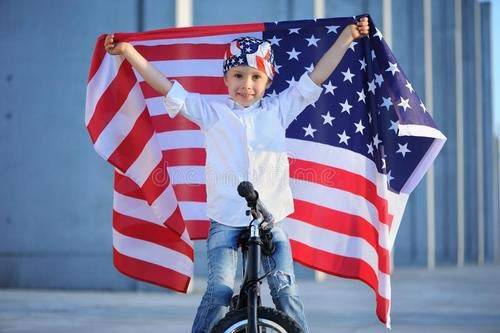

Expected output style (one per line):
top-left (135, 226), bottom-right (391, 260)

top-left (192, 220), bottom-right (309, 333)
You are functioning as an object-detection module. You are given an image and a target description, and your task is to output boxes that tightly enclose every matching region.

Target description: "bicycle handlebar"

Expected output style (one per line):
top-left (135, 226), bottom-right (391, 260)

top-left (237, 181), bottom-right (275, 224)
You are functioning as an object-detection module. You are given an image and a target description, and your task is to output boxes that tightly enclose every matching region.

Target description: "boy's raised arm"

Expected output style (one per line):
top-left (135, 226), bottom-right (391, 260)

top-left (104, 34), bottom-right (172, 96)
top-left (309, 17), bottom-right (369, 86)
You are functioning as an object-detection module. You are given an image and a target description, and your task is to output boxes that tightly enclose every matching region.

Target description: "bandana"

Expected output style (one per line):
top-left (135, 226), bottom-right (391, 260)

top-left (223, 37), bottom-right (276, 80)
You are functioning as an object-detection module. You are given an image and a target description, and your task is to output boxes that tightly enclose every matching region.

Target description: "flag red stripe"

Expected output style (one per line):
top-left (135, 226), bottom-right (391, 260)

top-left (140, 77), bottom-right (226, 98)
top-left (163, 148), bottom-right (206, 166)
top-left (113, 210), bottom-right (193, 259)
top-left (114, 171), bottom-right (142, 198)
top-left (163, 205), bottom-right (186, 235)
top-left (186, 220), bottom-right (210, 240)
top-left (174, 184), bottom-right (207, 202)
top-left (113, 248), bottom-right (190, 293)
top-left (290, 240), bottom-right (389, 324)
top-left (87, 61), bottom-right (136, 143)
top-left (151, 114), bottom-right (200, 131)
top-left (291, 199), bottom-right (390, 274)
top-left (289, 158), bottom-right (393, 227)
top-left (114, 173), bottom-right (207, 203)
top-left (113, 22), bottom-right (264, 42)
top-left (107, 108), bottom-right (154, 172)
top-left (140, 160), bottom-right (171, 204)
top-left (136, 44), bottom-right (227, 61)
top-left (87, 34), bottom-right (107, 82)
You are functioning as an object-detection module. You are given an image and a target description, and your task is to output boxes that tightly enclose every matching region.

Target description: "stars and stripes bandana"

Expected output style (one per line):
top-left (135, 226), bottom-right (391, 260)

top-left (85, 15), bottom-right (445, 328)
top-left (223, 36), bottom-right (276, 80)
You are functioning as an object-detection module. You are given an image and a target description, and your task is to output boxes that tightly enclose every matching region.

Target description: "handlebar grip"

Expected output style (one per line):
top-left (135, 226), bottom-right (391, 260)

top-left (237, 181), bottom-right (274, 224)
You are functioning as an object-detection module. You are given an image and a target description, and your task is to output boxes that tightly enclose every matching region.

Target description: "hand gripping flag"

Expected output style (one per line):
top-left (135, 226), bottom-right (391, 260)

top-left (85, 15), bottom-right (446, 327)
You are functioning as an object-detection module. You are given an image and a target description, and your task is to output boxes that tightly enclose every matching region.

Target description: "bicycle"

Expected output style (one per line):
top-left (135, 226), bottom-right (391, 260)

top-left (210, 181), bottom-right (303, 333)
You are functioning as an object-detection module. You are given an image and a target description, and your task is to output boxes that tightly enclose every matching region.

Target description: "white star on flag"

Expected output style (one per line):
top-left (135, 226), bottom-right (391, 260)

top-left (326, 25), bottom-right (340, 33)
top-left (289, 27), bottom-right (301, 34)
top-left (366, 142), bottom-right (374, 156)
top-left (373, 133), bottom-right (382, 147)
top-left (357, 89), bottom-right (366, 103)
top-left (274, 63), bottom-right (282, 74)
top-left (338, 130), bottom-right (350, 145)
top-left (305, 34), bottom-right (320, 46)
top-left (349, 41), bottom-right (358, 51)
top-left (386, 61), bottom-right (400, 76)
top-left (374, 27), bottom-right (383, 40)
top-left (420, 100), bottom-right (427, 112)
top-left (405, 80), bottom-right (415, 93)
top-left (380, 96), bottom-right (393, 110)
top-left (305, 63), bottom-right (315, 72)
top-left (398, 97), bottom-right (411, 111)
top-left (359, 58), bottom-right (367, 71)
top-left (388, 119), bottom-right (399, 133)
top-left (339, 99), bottom-right (353, 114)
top-left (323, 81), bottom-right (337, 95)
top-left (268, 35), bottom-right (282, 46)
top-left (302, 123), bottom-right (317, 138)
top-left (367, 80), bottom-right (376, 94)
top-left (342, 68), bottom-right (355, 83)
top-left (287, 48), bottom-right (301, 60)
top-left (375, 73), bottom-right (384, 87)
top-left (321, 111), bottom-right (335, 126)
top-left (396, 143), bottom-right (411, 157)
top-left (386, 170), bottom-right (395, 184)
top-left (354, 120), bottom-right (366, 134)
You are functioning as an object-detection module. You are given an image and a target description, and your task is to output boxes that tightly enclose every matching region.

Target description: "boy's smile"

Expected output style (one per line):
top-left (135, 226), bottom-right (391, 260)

top-left (224, 66), bottom-right (272, 107)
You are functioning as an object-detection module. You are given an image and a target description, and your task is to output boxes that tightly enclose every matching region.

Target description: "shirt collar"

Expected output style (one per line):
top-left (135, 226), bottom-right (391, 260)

top-left (227, 97), bottom-right (262, 112)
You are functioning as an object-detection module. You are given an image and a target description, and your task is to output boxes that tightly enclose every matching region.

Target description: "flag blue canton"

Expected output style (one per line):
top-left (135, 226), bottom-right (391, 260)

top-left (263, 17), bottom-right (439, 193)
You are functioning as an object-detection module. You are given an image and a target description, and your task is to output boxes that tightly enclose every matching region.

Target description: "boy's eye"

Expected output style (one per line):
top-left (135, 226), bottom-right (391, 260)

top-left (252, 75), bottom-right (261, 80)
top-left (234, 73), bottom-right (242, 78)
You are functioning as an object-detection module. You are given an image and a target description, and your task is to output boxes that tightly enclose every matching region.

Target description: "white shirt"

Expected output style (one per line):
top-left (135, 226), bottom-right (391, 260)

top-left (163, 72), bottom-right (322, 226)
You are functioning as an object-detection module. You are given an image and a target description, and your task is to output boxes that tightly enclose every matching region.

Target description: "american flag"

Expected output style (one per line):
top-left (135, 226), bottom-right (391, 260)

top-left (85, 16), bottom-right (445, 327)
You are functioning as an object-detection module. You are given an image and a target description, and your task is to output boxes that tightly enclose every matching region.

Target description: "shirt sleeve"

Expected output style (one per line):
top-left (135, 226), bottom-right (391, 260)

top-left (277, 72), bottom-right (323, 128)
top-left (163, 80), bottom-right (218, 131)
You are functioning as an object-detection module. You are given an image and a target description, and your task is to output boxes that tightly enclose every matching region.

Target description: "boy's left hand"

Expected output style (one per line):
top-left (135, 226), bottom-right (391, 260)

top-left (349, 17), bottom-right (370, 40)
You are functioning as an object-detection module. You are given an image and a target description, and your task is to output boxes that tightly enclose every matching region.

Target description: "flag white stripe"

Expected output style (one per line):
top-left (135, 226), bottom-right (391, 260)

top-left (146, 95), bottom-right (228, 117)
top-left (130, 32), bottom-right (262, 47)
top-left (114, 189), bottom-right (207, 224)
top-left (113, 229), bottom-right (192, 276)
top-left (114, 191), bottom-right (159, 224)
top-left (126, 136), bottom-right (163, 187)
top-left (167, 166), bottom-right (206, 184)
top-left (398, 124), bottom-right (447, 139)
top-left (133, 59), bottom-right (224, 79)
top-left (179, 202), bottom-right (207, 221)
top-left (94, 83), bottom-right (146, 159)
top-left (151, 184), bottom-right (179, 222)
top-left (284, 217), bottom-right (391, 299)
top-left (85, 55), bottom-right (124, 126)
top-left (158, 130), bottom-right (205, 150)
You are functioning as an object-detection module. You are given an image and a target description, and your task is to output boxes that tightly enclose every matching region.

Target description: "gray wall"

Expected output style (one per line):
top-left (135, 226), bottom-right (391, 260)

top-left (0, 0), bottom-right (497, 291)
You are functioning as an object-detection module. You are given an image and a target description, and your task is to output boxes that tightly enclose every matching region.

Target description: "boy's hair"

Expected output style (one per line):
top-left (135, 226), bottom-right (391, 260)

top-left (223, 36), bottom-right (276, 80)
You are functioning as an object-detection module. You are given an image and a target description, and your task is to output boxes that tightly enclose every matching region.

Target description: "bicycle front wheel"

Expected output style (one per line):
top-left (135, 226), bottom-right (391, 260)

top-left (210, 306), bottom-right (303, 333)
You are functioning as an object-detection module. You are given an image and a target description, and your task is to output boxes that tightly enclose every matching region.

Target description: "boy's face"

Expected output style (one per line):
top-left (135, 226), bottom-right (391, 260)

top-left (224, 66), bottom-right (272, 107)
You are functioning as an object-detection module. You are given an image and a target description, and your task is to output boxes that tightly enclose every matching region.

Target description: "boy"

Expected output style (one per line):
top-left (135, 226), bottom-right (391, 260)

top-left (105, 17), bottom-right (369, 333)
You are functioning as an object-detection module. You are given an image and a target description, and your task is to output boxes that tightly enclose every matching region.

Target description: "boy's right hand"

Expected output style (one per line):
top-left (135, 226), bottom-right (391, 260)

top-left (104, 34), bottom-right (130, 55)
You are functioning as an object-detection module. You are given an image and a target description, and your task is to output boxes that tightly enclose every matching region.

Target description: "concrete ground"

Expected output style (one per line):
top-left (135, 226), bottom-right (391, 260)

top-left (1, 265), bottom-right (499, 333)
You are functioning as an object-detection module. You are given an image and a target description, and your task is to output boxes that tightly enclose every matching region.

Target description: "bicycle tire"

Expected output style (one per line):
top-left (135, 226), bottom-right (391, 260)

top-left (210, 306), bottom-right (303, 333)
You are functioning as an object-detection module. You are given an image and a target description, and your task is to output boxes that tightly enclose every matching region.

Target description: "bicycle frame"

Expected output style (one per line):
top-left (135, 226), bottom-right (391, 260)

top-left (245, 217), bottom-right (261, 333)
